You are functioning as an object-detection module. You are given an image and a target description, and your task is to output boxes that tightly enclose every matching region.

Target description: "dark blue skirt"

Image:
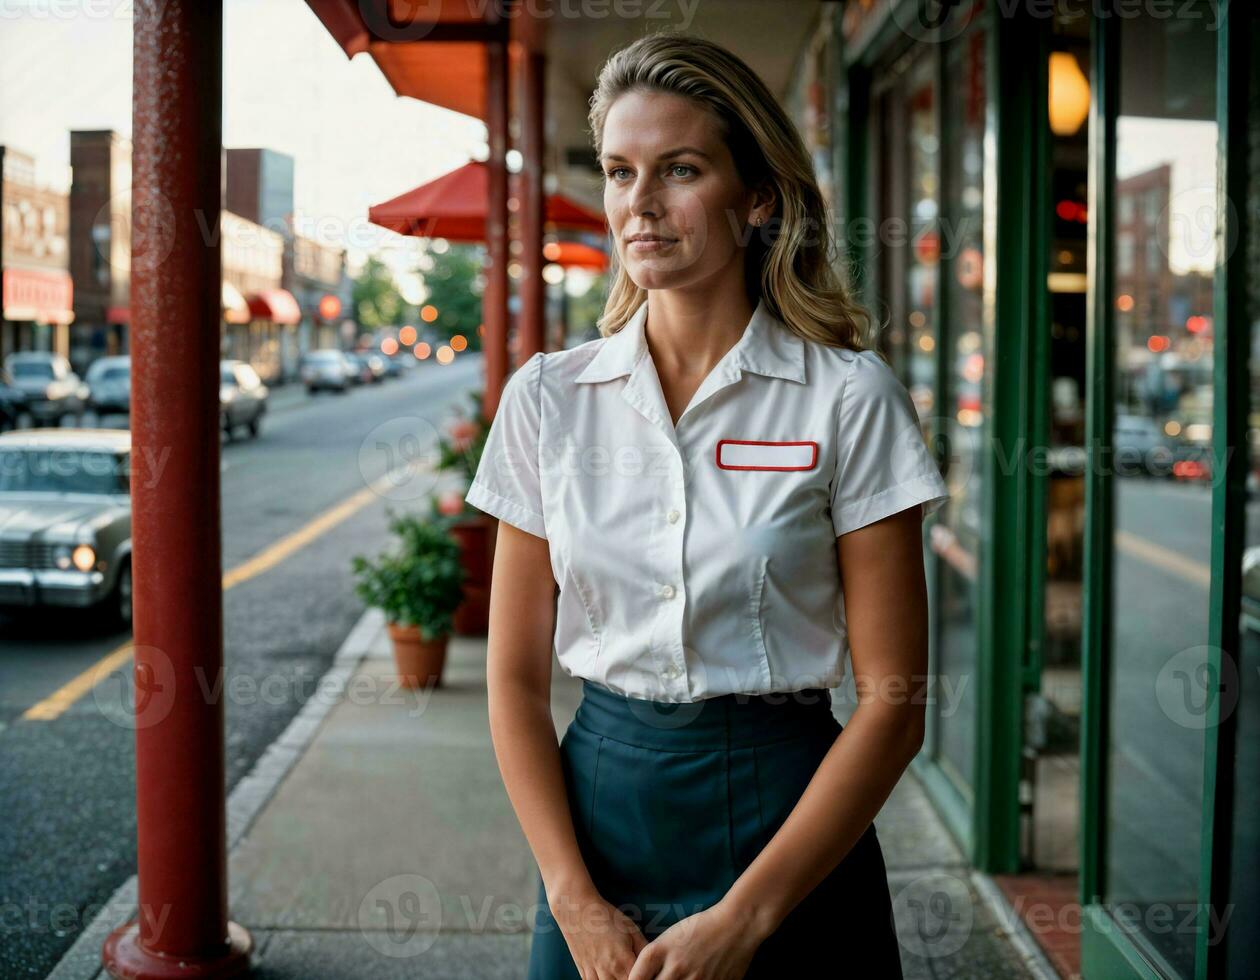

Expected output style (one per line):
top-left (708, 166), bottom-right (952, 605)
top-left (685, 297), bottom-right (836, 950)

top-left (526, 679), bottom-right (904, 978)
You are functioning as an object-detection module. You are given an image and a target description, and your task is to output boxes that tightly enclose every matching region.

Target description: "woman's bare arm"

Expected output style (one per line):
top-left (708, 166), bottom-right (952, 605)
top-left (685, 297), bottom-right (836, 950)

top-left (484, 521), bottom-right (597, 907)
top-left (716, 504), bottom-right (930, 941)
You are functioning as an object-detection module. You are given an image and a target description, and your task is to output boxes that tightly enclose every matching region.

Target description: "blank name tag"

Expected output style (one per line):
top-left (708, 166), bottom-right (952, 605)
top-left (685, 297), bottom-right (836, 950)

top-left (716, 439), bottom-right (819, 471)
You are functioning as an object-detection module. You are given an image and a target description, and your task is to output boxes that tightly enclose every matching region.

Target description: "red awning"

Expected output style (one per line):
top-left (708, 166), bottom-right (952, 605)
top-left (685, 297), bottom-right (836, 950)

top-left (106, 305), bottom-right (130, 324)
top-left (246, 288), bottom-right (302, 324)
top-left (368, 160), bottom-right (606, 242)
top-left (303, 0), bottom-right (544, 121)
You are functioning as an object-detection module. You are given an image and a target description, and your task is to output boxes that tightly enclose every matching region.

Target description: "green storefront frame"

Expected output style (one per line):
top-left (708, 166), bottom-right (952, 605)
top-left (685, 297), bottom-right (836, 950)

top-left (1078, 2), bottom-right (1249, 979)
top-left (840, 4), bottom-right (1252, 972)
top-left (839, 0), bottom-right (1039, 876)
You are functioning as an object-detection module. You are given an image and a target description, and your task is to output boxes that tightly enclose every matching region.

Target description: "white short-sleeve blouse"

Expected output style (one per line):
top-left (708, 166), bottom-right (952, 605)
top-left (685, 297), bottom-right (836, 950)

top-left (465, 298), bottom-right (950, 703)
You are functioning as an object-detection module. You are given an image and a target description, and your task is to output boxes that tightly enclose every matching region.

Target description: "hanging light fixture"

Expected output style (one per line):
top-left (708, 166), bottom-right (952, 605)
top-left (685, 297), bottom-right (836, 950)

top-left (1049, 51), bottom-right (1090, 136)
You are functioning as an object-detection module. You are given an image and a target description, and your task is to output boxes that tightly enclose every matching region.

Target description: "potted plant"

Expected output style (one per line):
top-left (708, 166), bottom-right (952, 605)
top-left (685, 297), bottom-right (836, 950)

top-left (351, 509), bottom-right (466, 688)
top-left (432, 389), bottom-right (499, 635)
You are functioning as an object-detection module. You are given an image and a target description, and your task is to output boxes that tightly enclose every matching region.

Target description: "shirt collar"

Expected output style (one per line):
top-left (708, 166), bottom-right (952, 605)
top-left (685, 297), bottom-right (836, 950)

top-left (574, 296), bottom-right (806, 385)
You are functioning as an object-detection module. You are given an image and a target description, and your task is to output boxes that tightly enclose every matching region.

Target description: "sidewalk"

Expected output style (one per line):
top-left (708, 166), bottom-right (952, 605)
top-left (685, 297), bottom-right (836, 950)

top-left (58, 609), bottom-right (1059, 980)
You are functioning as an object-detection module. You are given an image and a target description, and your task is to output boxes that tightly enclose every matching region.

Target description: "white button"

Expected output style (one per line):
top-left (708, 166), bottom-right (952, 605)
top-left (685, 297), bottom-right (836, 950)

top-left (667, 509), bottom-right (680, 524)
top-left (660, 584), bottom-right (676, 600)
top-left (661, 663), bottom-right (681, 679)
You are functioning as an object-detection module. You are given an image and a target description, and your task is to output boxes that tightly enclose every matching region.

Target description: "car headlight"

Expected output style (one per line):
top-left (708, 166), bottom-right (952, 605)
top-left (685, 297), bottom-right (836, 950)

top-left (72, 544), bottom-right (97, 572)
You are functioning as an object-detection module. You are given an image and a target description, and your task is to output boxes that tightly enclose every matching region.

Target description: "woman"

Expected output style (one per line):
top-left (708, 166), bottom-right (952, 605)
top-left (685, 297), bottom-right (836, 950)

top-left (465, 30), bottom-right (949, 980)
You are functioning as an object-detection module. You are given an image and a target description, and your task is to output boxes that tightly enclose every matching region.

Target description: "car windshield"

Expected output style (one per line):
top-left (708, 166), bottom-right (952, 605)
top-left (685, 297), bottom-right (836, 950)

top-left (10, 361), bottom-right (53, 379)
top-left (98, 366), bottom-right (129, 383)
top-left (221, 366), bottom-right (237, 384)
top-left (0, 448), bottom-right (129, 494)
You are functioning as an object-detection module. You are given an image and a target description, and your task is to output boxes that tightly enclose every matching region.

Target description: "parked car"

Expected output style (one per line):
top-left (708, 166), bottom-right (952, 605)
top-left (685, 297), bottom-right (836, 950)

top-left (1112, 413), bottom-right (1172, 479)
top-left (381, 356), bottom-right (404, 379)
top-left (0, 428), bottom-right (132, 625)
top-left (0, 368), bottom-right (25, 431)
top-left (85, 355), bottom-right (131, 416)
top-left (342, 352), bottom-right (371, 386)
top-left (219, 360), bottom-right (268, 439)
top-left (3, 352), bottom-right (88, 425)
top-left (300, 349), bottom-right (351, 394)
top-left (358, 351), bottom-right (388, 383)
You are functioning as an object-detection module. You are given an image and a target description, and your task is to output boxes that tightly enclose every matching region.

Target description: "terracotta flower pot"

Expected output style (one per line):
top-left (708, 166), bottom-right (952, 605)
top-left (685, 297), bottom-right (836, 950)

top-left (387, 622), bottom-right (449, 689)
top-left (449, 512), bottom-right (498, 635)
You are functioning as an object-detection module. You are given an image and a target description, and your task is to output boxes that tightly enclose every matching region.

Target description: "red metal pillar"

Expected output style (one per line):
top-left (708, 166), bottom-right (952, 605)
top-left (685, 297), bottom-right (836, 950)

top-left (483, 36), bottom-right (510, 418)
top-left (516, 39), bottom-right (546, 361)
top-left (102, 2), bottom-right (252, 976)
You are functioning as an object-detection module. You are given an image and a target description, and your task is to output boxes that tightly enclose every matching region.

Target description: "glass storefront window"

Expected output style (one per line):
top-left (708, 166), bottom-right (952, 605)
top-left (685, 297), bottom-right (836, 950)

top-left (1228, 14), bottom-right (1260, 976)
top-left (935, 9), bottom-right (986, 798)
top-left (1103, 5), bottom-right (1217, 974)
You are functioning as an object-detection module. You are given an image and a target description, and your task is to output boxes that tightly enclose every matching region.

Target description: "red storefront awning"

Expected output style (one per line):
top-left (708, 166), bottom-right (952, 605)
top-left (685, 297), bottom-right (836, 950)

top-left (2, 268), bottom-right (74, 324)
top-left (303, 0), bottom-right (544, 121)
top-left (246, 288), bottom-right (301, 324)
top-left (368, 160), bottom-right (606, 242)
top-left (106, 305), bottom-right (130, 325)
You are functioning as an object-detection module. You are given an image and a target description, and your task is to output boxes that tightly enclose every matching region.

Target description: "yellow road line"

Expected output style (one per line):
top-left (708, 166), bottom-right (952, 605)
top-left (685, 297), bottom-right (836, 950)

top-left (21, 472), bottom-right (399, 723)
top-left (1115, 529), bottom-right (1212, 589)
top-left (21, 642), bottom-right (136, 722)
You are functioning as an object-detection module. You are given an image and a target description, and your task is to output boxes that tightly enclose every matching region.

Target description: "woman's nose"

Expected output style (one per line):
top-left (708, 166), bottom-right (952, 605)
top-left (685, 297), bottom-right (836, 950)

top-left (627, 175), bottom-right (664, 216)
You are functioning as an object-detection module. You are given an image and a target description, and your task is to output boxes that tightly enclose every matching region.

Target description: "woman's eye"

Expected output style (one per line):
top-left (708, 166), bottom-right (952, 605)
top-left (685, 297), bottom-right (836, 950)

top-left (669, 164), bottom-right (696, 178)
top-left (603, 164), bottom-right (696, 181)
top-left (604, 167), bottom-right (629, 181)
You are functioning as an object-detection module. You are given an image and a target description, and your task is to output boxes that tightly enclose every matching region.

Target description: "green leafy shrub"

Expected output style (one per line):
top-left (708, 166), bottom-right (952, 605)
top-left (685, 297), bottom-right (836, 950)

top-left (351, 508), bottom-right (466, 640)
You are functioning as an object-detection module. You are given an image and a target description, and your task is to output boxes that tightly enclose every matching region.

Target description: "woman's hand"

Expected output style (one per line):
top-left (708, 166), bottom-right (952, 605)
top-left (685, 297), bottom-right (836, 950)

top-left (626, 899), bottom-right (766, 979)
top-left (550, 884), bottom-right (651, 979)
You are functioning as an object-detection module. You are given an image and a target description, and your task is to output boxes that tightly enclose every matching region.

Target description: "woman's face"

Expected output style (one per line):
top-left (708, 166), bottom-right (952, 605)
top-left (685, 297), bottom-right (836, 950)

top-left (600, 89), bottom-right (770, 292)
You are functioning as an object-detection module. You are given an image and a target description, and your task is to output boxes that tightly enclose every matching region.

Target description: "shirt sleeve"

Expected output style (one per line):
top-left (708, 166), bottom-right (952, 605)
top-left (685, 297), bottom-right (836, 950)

top-left (464, 350), bottom-right (547, 540)
top-left (829, 349), bottom-right (950, 537)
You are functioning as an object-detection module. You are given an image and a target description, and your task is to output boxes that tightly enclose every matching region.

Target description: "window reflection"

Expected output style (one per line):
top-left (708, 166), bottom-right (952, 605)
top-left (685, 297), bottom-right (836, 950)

top-left (1104, 7), bottom-right (1216, 974)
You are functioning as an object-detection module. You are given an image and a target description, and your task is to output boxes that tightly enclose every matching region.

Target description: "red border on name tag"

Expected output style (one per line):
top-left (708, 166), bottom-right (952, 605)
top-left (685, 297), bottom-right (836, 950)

top-left (715, 439), bottom-right (819, 471)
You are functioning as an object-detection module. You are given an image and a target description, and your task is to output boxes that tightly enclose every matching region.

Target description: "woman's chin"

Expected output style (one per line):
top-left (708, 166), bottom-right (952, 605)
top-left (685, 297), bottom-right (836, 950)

top-left (626, 256), bottom-right (699, 287)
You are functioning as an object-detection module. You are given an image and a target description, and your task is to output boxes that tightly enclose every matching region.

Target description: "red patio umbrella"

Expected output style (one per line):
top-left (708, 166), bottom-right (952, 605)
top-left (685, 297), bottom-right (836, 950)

top-left (543, 241), bottom-right (609, 271)
top-left (367, 159), bottom-right (607, 241)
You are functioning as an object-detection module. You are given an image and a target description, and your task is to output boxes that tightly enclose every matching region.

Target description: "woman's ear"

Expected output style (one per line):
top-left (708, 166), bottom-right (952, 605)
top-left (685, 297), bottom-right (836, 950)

top-left (752, 180), bottom-right (777, 226)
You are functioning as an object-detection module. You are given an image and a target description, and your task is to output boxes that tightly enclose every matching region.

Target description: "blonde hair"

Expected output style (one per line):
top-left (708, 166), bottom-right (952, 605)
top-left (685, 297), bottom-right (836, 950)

top-left (587, 30), bottom-right (874, 351)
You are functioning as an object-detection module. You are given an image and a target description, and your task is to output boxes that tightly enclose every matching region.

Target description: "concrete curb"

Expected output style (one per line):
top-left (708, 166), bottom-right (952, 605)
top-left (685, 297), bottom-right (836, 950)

top-left (46, 607), bottom-right (387, 980)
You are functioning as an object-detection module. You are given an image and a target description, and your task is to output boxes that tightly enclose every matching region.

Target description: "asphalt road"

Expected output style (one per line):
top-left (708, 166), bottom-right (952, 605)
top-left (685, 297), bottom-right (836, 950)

top-left (0, 356), bottom-right (484, 978)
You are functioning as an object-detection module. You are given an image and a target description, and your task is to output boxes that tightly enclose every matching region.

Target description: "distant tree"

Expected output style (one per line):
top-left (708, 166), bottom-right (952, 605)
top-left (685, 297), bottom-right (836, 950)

top-left (353, 255), bottom-right (409, 329)
top-left (418, 244), bottom-right (484, 350)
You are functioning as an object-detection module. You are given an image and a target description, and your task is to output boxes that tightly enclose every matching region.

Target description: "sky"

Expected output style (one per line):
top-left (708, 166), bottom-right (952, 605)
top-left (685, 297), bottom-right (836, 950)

top-left (0, 0), bottom-right (493, 294)
top-left (1115, 116), bottom-right (1219, 276)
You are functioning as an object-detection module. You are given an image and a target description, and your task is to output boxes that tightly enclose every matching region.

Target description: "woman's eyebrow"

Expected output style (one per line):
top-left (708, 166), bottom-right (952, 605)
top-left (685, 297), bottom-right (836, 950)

top-left (600, 146), bottom-right (712, 163)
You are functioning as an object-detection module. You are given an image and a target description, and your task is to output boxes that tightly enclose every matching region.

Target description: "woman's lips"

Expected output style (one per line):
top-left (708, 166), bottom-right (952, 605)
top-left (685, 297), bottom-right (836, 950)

top-left (628, 238), bottom-right (678, 252)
